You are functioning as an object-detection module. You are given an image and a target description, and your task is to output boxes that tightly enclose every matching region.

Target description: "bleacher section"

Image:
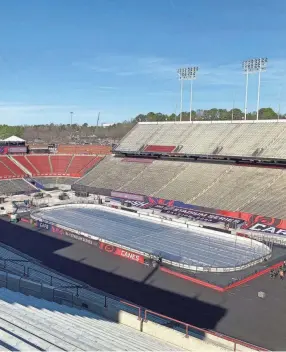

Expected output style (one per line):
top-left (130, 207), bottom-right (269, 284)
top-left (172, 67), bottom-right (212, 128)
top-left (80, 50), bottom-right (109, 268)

top-left (66, 155), bottom-right (102, 175)
top-left (116, 121), bottom-right (286, 160)
top-left (25, 155), bottom-right (51, 174)
top-left (12, 154), bottom-right (102, 177)
top-left (0, 156), bottom-right (25, 179)
top-left (34, 177), bottom-right (76, 186)
top-left (0, 179), bottom-right (36, 195)
top-left (0, 288), bottom-right (178, 351)
top-left (76, 157), bottom-right (286, 219)
top-left (50, 155), bottom-right (72, 174)
top-left (77, 156), bottom-right (150, 189)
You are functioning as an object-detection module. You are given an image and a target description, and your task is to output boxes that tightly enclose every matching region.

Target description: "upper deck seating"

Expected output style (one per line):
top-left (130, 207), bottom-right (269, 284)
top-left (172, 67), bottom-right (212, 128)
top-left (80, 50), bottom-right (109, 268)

top-left (116, 121), bottom-right (286, 160)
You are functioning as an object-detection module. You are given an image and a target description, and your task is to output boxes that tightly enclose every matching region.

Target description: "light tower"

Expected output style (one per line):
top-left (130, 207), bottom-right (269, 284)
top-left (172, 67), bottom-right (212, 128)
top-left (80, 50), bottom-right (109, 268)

top-left (242, 58), bottom-right (268, 120)
top-left (177, 66), bottom-right (199, 121)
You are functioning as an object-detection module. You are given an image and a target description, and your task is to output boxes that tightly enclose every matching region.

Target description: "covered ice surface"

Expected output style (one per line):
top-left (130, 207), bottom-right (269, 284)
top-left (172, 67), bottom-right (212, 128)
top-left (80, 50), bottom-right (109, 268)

top-left (36, 205), bottom-right (270, 269)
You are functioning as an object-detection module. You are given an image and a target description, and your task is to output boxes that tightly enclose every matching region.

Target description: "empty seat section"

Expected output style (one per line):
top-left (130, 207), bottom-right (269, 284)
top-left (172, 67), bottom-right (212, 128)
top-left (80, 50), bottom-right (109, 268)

top-left (2, 157), bottom-right (25, 176)
top-left (121, 160), bottom-right (185, 195)
top-left (116, 121), bottom-right (286, 160)
top-left (192, 166), bottom-right (284, 212)
top-left (26, 155), bottom-right (51, 174)
top-left (241, 171), bottom-right (286, 219)
top-left (13, 155), bottom-right (38, 174)
top-left (77, 156), bottom-right (148, 189)
top-left (116, 124), bottom-right (161, 152)
top-left (34, 177), bottom-right (76, 185)
top-left (80, 156), bottom-right (102, 173)
top-left (156, 163), bottom-right (231, 202)
top-left (0, 156), bottom-right (24, 178)
top-left (50, 155), bottom-right (72, 174)
top-left (67, 156), bottom-right (95, 175)
top-left (0, 179), bottom-right (36, 194)
top-left (0, 159), bottom-right (15, 178)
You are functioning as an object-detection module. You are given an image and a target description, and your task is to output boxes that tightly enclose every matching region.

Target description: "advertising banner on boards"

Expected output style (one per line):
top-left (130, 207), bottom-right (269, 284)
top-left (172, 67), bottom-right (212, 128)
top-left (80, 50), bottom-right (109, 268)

top-left (50, 225), bottom-right (99, 246)
top-left (99, 241), bottom-right (145, 264)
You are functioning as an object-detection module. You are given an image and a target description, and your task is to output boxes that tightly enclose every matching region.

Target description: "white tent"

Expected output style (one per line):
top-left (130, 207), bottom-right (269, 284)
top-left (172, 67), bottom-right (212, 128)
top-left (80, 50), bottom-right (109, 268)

top-left (3, 136), bottom-right (25, 142)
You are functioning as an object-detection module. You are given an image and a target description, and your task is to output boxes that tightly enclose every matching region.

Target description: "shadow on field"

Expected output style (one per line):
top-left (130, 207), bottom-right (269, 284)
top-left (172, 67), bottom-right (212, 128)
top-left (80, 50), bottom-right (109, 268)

top-left (0, 218), bottom-right (226, 331)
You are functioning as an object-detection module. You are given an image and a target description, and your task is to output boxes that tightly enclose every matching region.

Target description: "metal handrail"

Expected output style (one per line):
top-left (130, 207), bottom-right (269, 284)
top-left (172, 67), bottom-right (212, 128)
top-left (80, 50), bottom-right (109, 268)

top-left (144, 309), bottom-right (268, 351)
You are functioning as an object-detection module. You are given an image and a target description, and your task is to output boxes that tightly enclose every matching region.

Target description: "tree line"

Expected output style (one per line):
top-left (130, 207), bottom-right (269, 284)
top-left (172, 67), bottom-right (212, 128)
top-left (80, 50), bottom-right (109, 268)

top-left (133, 107), bottom-right (283, 122)
top-left (0, 107), bottom-right (284, 143)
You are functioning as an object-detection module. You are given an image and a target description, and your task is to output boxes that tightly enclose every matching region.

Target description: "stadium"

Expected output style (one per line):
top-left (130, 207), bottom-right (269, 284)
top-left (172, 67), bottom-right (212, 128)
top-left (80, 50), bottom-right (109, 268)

top-left (0, 119), bottom-right (285, 351)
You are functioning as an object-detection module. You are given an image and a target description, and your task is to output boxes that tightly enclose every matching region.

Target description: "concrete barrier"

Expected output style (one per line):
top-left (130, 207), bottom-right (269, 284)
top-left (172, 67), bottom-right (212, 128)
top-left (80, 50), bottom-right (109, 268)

top-left (142, 320), bottom-right (227, 351)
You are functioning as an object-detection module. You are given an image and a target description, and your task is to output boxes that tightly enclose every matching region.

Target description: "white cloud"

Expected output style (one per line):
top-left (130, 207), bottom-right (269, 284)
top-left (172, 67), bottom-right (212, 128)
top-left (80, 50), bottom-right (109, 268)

top-left (73, 55), bottom-right (182, 80)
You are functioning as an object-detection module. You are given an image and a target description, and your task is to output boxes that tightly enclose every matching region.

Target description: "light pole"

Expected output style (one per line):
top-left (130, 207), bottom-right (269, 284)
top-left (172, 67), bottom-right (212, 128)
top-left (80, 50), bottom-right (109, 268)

top-left (177, 66), bottom-right (199, 122)
top-left (242, 58), bottom-right (268, 120)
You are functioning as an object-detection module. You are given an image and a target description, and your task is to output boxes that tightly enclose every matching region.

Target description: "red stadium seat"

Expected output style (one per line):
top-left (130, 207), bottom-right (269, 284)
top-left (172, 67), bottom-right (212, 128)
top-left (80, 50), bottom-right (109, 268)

top-left (0, 156), bottom-right (25, 178)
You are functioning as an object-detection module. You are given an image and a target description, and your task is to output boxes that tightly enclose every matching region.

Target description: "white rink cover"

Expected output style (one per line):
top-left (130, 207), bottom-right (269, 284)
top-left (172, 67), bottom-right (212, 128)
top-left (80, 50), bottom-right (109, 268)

top-left (34, 204), bottom-right (271, 271)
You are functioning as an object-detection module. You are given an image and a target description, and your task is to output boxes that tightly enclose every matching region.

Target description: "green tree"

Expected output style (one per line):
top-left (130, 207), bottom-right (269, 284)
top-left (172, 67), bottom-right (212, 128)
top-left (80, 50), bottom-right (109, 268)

top-left (230, 108), bottom-right (244, 120)
top-left (259, 108), bottom-right (277, 119)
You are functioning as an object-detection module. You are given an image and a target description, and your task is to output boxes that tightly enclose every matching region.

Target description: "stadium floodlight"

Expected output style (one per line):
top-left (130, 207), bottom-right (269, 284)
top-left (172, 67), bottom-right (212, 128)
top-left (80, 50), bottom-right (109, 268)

top-left (242, 58), bottom-right (268, 120)
top-left (177, 66), bottom-right (199, 122)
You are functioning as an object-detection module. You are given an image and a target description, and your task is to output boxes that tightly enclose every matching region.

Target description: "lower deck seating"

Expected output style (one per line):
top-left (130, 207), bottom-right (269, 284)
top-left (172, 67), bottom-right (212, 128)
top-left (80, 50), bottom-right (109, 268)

top-left (50, 155), bottom-right (72, 174)
top-left (34, 177), bottom-right (76, 185)
top-left (77, 156), bottom-right (150, 189)
top-left (0, 156), bottom-right (25, 178)
top-left (0, 288), bottom-right (178, 351)
top-left (25, 155), bottom-right (51, 174)
top-left (12, 155), bottom-right (101, 177)
top-left (66, 155), bottom-right (102, 175)
top-left (76, 156), bottom-right (286, 219)
top-left (0, 179), bottom-right (36, 195)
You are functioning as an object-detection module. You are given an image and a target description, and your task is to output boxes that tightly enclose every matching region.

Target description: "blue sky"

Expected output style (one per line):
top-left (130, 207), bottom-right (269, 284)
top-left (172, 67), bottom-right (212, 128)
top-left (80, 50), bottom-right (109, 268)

top-left (0, 0), bottom-right (286, 125)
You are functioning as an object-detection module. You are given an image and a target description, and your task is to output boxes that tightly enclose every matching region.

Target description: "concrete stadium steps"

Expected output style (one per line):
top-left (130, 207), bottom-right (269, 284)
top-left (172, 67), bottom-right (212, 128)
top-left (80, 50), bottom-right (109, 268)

top-left (116, 121), bottom-right (286, 160)
top-left (0, 288), bottom-right (179, 351)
